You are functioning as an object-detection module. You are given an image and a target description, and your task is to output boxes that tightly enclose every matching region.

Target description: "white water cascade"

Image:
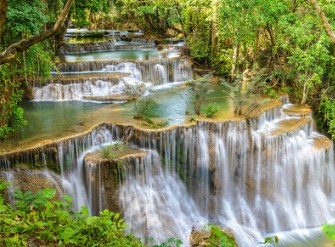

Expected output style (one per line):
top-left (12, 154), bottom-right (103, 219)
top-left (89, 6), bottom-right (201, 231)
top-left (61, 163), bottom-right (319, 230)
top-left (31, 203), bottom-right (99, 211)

top-left (32, 58), bottom-right (192, 101)
top-left (119, 151), bottom-right (206, 245)
top-left (34, 99), bottom-right (334, 246)
top-left (33, 62), bottom-right (149, 101)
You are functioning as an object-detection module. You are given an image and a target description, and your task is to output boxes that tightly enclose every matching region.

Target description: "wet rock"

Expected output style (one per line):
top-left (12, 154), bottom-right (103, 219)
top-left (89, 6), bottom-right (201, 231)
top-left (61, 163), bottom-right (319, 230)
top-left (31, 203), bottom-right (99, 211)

top-left (190, 227), bottom-right (237, 247)
top-left (190, 228), bottom-right (211, 246)
top-left (0, 166), bottom-right (64, 201)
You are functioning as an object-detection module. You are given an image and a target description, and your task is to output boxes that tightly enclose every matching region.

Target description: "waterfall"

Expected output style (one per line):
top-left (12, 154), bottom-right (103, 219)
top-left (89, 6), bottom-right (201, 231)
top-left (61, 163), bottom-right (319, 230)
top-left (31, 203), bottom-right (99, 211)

top-left (1, 99), bottom-right (334, 246)
top-left (53, 58), bottom-right (192, 83)
top-left (119, 150), bottom-right (206, 245)
top-left (58, 39), bottom-right (155, 54)
top-left (32, 59), bottom-right (192, 101)
top-left (33, 80), bottom-right (127, 101)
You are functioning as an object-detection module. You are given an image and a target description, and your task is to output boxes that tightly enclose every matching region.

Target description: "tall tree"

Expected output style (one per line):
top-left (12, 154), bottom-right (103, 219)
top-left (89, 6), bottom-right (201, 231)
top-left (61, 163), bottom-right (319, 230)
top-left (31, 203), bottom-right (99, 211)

top-left (0, 0), bottom-right (74, 65)
top-left (309, 0), bottom-right (335, 44)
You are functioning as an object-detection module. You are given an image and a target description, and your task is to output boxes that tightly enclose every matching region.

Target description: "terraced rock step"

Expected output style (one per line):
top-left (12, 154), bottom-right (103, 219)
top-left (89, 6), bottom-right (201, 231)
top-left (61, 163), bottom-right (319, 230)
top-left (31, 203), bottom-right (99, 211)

top-left (83, 94), bottom-right (137, 102)
top-left (310, 134), bottom-right (333, 151)
top-left (260, 118), bottom-right (311, 137)
top-left (31, 73), bottom-right (127, 86)
top-left (54, 57), bottom-right (182, 73)
top-left (84, 147), bottom-right (148, 164)
top-left (59, 39), bottom-right (156, 54)
top-left (283, 104), bottom-right (312, 117)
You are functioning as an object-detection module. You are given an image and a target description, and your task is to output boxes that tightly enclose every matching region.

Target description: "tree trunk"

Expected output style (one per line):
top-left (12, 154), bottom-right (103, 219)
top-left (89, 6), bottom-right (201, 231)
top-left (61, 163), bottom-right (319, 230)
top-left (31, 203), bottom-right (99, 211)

top-left (0, 0), bottom-right (8, 43)
top-left (0, 0), bottom-right (74, 65)
top-left (309, 0), bottom-right (335, 44)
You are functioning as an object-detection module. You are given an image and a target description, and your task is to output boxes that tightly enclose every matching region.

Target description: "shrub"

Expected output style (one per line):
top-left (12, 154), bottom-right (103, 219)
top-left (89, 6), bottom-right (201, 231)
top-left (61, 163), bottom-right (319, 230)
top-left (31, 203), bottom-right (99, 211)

top-left (207, 225), bottom-right (237, 247)
top-left (100, 142), bottom-right (126, 159)
top-left (0, 183), bottom-right (145, 246)
top-left (204, 103), bottom-right (219, 118)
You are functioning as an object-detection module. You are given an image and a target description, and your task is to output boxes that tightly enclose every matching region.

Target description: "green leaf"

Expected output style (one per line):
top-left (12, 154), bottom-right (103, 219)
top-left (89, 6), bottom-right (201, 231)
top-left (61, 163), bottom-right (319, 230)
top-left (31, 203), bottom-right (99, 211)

top-left (58, 228), bottom-right (77, 243)
top-left (41, 188), bottom-right (56, 199)
top-left (0, 205), bottom-right (8, 213)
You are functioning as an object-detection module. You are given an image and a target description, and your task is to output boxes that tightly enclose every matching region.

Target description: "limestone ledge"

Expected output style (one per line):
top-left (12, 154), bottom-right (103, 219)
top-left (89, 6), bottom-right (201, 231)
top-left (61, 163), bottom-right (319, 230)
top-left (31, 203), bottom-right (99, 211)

top-left (283, 104), bottom-right (312, 117)
top-left (247, 98), bottom-right (283, 119)
top-left (311, 134), bottom-right (333, 150)
top-left (55, 56), bottom-right (183, 65)
top-left (85, 147), bottom-right (148, 164)
top-left (30, 72), bottom-right (128, 86)
top-left (0, 119), bottom-right (241, 158)
top-left (263, 118), bottom-right (311, 137)
top-left (0, 96), bottom-right (332, 158)
top-left (83, 94), bottom-right (137, 102)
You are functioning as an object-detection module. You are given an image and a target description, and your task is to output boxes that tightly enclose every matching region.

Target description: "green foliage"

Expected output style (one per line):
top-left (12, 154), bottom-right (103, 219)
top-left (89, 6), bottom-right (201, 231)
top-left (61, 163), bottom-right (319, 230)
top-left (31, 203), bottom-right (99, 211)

top-left (139, 117), bottom-right (169, 129)
top-left (150, 237), bottom-right (183, 247)
top-left (6, 0), bottom-right (50, 38)
top-left (100, 143), bottom-right (127, 159)
top-left (0, 66), bottom-right (27, 139)
top-left (186, 75), bottom-right (214, 115)
top-left (115, 0), bottom-right (181, 34)
top-left (0, 183), bottom-right (184, 246)
top-left (322, 223), bottom-right (335, 240)
top-left (260, 235), bottom-right (279, 245)
top-left (182, 0), bottom-right (212, 63)
top-left (262, 87), bottom-right (278, 99)
top-left (0, 183), bottom-right (145, 246)
top-left (206, 225), bottom-right (237, 247)
top-left (134, 99), bottom-right (156, 119)
top-left (204, 103), bottom-right (219, 118)
top-left (318, 97), bottom-right (335, 139)
top-left (221, 76), bottom-right (268, 117)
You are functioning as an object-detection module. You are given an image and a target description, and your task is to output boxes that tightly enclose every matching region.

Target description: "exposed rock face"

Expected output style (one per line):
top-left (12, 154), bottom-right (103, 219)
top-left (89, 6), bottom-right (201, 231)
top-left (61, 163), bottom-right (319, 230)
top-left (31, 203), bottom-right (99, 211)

top-left (83, 147), bottom-right (147, 214)
top-left (0, 166), bottom-right (64, 202)
top-left (190, 229), bottom-right (211, 247)
top-left (190, 227), bottom-right (237, 247)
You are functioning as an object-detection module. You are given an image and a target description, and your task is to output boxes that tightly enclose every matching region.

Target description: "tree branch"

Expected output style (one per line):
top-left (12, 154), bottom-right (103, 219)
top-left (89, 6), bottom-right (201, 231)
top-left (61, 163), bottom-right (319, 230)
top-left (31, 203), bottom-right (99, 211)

top-left (0, 0), bottom-right (74, 65)
top-left (309, 0), bottom-right (335, 44)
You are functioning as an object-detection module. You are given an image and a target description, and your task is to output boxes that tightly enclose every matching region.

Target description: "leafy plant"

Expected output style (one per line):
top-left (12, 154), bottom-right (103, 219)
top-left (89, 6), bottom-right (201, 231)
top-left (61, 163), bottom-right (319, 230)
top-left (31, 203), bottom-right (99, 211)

top-left (259, 235), bottom-right (279, 245)
top-left (206, 225), bottom-right (237, 247)
top-left (204, 103), bottom-right (219, 118)
top-left (0, 183), bottom-right (145, 246)
top-left (318, 97), bottom-right (335, 139)
top-left (150, 237), bottom-right (183, 247)
top-left (322, 223), bottom-right (335, 240)
top-left (100, 143), bottom-right (126, 159)
top-left (221, 76), bottom-right (268, 117)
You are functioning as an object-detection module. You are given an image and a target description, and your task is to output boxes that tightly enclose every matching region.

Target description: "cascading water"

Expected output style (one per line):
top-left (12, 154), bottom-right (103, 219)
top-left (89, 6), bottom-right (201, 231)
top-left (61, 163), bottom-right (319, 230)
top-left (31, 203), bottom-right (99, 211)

top-left (23, 98), bottom-right (331, 246)
top-left (2, 33), bottom-right (335, 247)
top-left (1, 102), bottom-right (334, 246)
top-left (32, 58), bottom-right (192, 101)
top-left (119, 150), bottom-right (206, 245)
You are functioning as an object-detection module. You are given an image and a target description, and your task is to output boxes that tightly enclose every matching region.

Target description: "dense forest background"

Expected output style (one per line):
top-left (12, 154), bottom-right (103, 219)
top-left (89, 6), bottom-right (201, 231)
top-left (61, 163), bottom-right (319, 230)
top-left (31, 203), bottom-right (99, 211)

top-left (1, 0), bottom-right (335, 139)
